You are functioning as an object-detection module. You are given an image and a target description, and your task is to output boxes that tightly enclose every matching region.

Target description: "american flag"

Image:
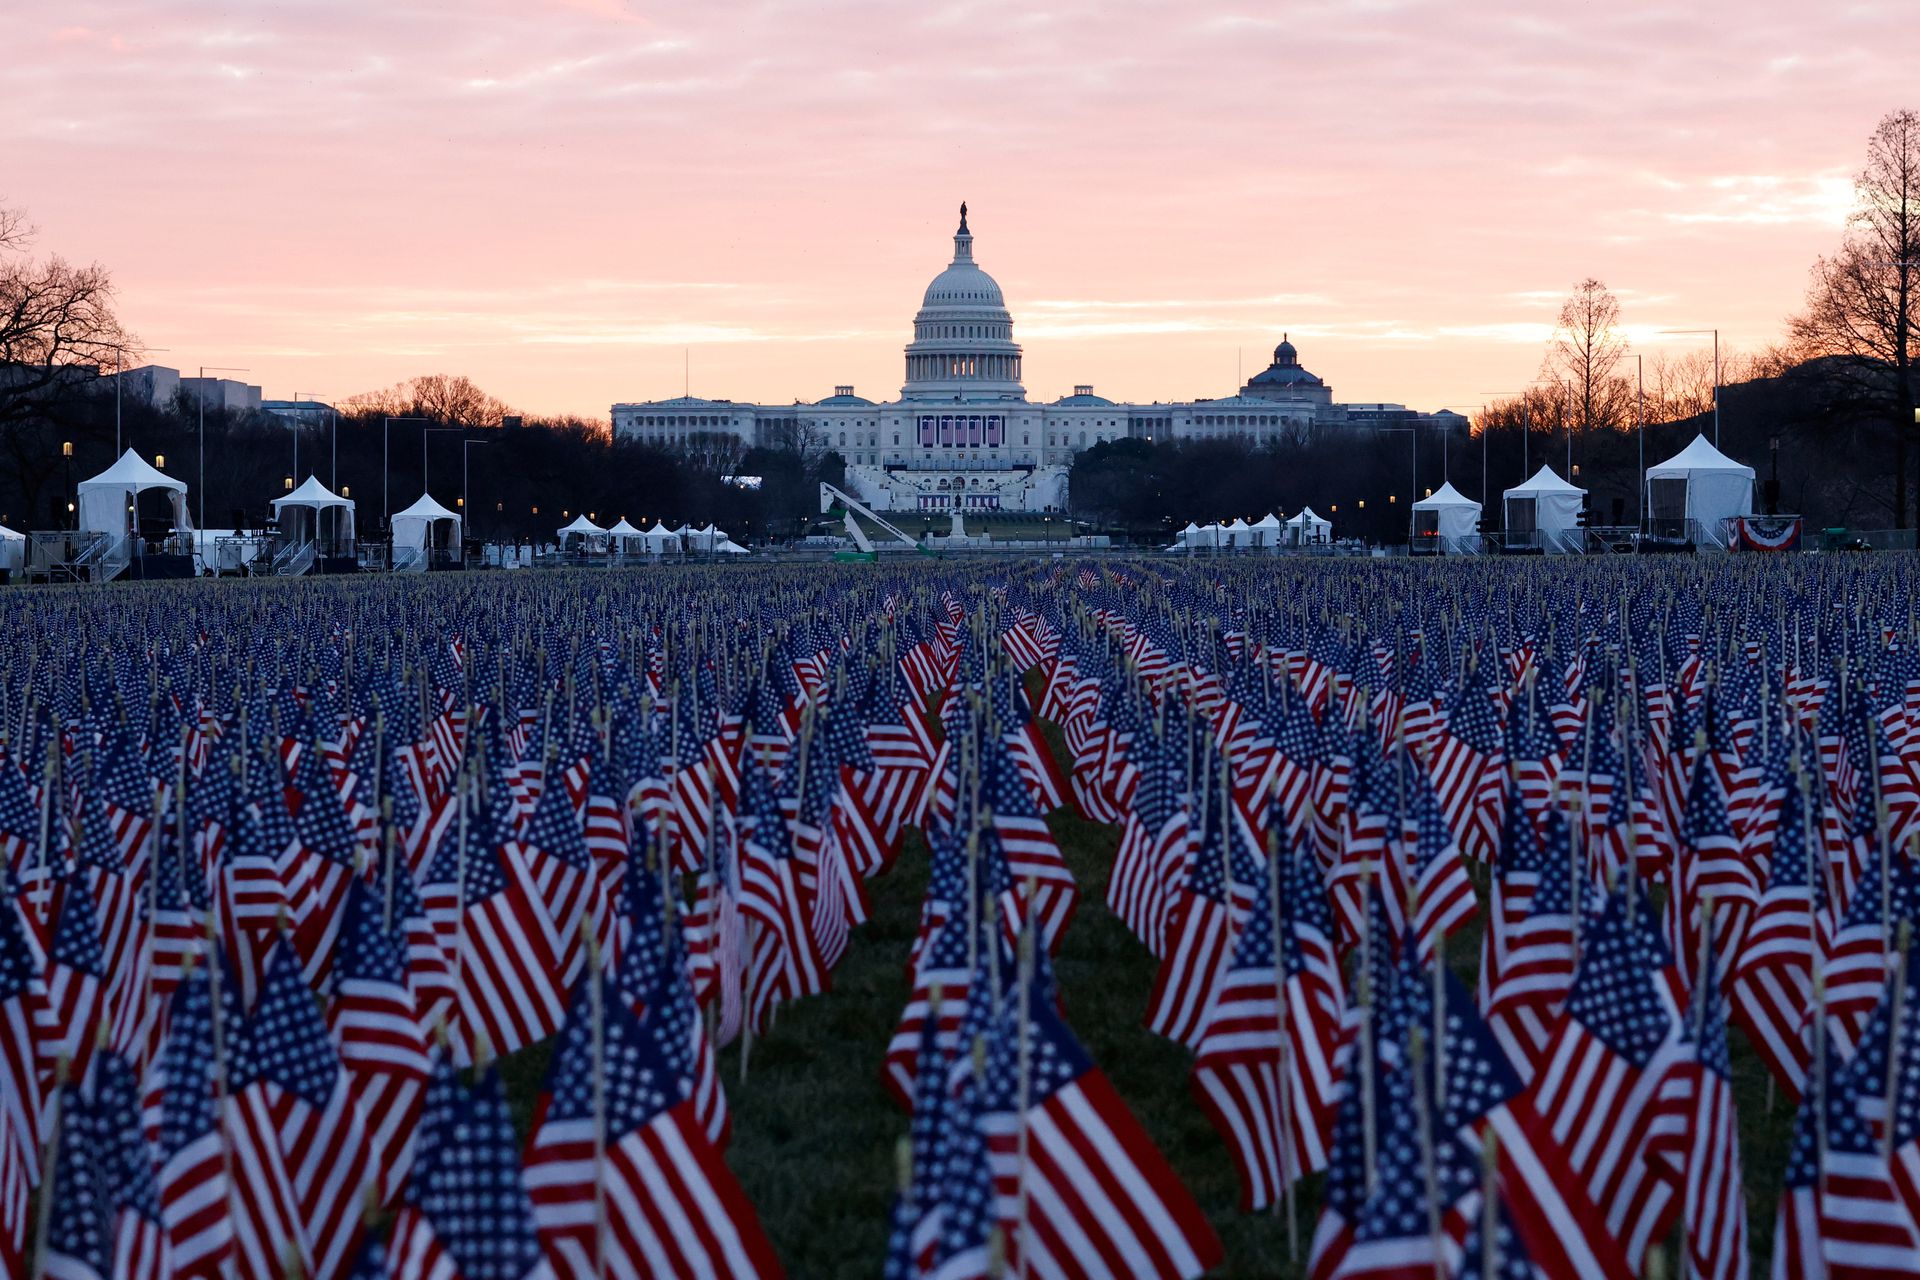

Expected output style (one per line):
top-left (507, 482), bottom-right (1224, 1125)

top-left (977, 957), bottom-right (1224, 1280)
top-left (41, 873), bottom-right (110, 1082)
top-left (1144, 767), bottom-right (1235, 1049)
top-left (1675, 932), bottom-right (1747, 1280)
top-left (1484, 806), bottom-right (1586, 1080)
top-left (1428, 666), bottom-right (1506, 864)
top-left (1773, 1033), bottom-right (1920, 1278)
top-left (228, 941), bottom-right (375, 1280)
top-left (1730, 777), bottom-right (1825, 1101)
top-left (85, 1049), bottom-right (166, 1280)
top-left (1190, 849), bottom-right (1344, 1209)
top-left (977, 736), bottom-right (1077, 953)
top-left (1525, 889), bottom-right (1689, 1271)
top-left (614, 869), bottom-right (729, 1149)
top-left (156, 963), bottom-right (232, 1280)
top-left (41, 1079), bottom-right (114, 1280)
top-left (388, 1060), bottom-right (553, 1280)
top-left (419, 789), bottom-right (568, 1060)
top-left (328, 876), bottom-right (430, 1207)
top-left (526, 975), bottom-right (781, 1280)
top-left (737, 754), bottom-right (827, 1026)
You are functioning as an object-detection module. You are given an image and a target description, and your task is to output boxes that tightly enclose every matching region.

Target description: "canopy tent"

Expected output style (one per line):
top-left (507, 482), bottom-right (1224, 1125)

top-left (1645, 434), bottom-right (1755, 546)
top-left (1249, 513), bottom-right (1283, 547)
top-left (76, 449), bottom-right (191, 541)
top-left (1411, 482), bottom-right (1482, 552)
top-left (1285, 507), bottom-right (1332, 546)
top-left (1167, 521), bottom-right (1202, 550)
top-left (391, 494), bottom-right (462, 565)
top-left (678, 523), bottom-right (730, 553)
top-left (270, 475), bottom-right (356, 556)
top-left (645, 522), bottom-right (683, 553)
top-left (556, 513), bottom-right (609, 554)
top-left (714, 537), bottom-right (750, 555)
top-left (606, 517), bottom-right (647, 554)
top-left (1503, 465), bottom-right (1586, 553)
top-left (0, 524), bottom-right (22, 573)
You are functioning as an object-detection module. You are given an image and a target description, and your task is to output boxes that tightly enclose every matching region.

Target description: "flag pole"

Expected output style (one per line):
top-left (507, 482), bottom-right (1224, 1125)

top-left (588, 920), bottom-right (608, 1280)
top-left (1014, 901), bottom-right (1035, 1280)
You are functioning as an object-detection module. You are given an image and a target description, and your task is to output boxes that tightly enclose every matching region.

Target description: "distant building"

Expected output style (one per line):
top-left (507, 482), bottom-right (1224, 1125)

top-left (179, 375), bottom-right (262, 413)
top-left (260, 399), bottom-right (336, 426)
top-left (611, 206), bottom-right (1467, 512)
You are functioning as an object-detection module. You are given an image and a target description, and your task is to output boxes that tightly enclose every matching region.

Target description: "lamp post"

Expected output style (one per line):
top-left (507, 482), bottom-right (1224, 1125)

top-left (382, 416), bottom-right (429, 528)
top-left (195, 365), bottom-right (249, 533)
top-left (1659, 328), bottom-right (1720, 445)
top-left (62, 440), bottom-right (73, 530)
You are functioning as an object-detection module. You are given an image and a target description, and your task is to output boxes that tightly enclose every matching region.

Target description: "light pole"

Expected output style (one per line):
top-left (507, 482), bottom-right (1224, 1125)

top-left (195, 365), bottom-right (248, 532)
top-left (1635, 354), bottom-right (1645, 529)
top-left (1659, 328), bottom-right (1720, 445)
top-left (463, 438), bottom-right (491, 540)
top-left (382, 416), bottom-right (429, 527)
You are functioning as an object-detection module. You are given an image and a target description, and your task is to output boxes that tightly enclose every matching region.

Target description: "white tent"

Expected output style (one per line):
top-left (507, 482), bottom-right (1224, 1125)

top-left (76, 449), bottom-right (190, 540)
top-left (646, 522), bottom-right (683, 553)
top-left (1503, 465), bottom-right (1586, 553)
top-left (714, 537), bottom-right (750, 555)
top-left (557, 513), bottom-right (609, 553)
top-left (1411, 482), bottom-right (1482, 553)
top-left (0, 524), bottom-right (22, 573)
top-left (1224, 517), bottom-right (1255, 548)
top-left (1250, 513), bottom-right (1283, 547)
top-left (606, 517), bottom-right (646, 555)
top-left (1285, 507), bottom-right (1332, 546)
top-left (1169, 521), bottom-right (1202, 551)
top-left (391, 493), bottom-right (462, 565)
top-left (270, 475), bottom-right (355, 555)
top-left (1645, 434), bottom-right (1755, 546)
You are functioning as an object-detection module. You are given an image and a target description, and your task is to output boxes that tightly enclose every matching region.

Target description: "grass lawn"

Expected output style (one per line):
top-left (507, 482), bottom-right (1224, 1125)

top-left (497, 714), bottom-right (1800, 1277)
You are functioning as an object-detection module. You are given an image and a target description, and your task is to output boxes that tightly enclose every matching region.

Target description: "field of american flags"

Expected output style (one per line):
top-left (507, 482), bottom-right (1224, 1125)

top-left (13, 553), bottom-right (1918, 1279)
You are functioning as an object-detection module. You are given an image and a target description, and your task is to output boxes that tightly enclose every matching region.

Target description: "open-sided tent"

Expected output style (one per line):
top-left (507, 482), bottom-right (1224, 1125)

top-left (606, 517), bottom-right (647, 555)
top-left (1645, 434), bottom-right (1755, 546)
top-left (271, 475), bottom-right (356, 556)
top-left (1250, 513), bottom-right (1283, 547)
top-left (646, 522), bottom-right (683, 553)
top-left (76, 449), bottom-right (191, 541)
top-left (1411, 482), bottom-right (1482, 553)
top-left (391, 494), bottom-right (462, 566)
top-left (0, 524), bottom-right (22, 573)
top-left (1503, 465), bottom-right (1586, 553)
top-left (556, 513), bottom-right (609, 553)
top-left (1285, 507), bottom-right (1332, 545)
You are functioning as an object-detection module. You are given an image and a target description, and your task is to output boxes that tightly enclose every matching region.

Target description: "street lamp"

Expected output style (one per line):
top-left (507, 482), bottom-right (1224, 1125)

top-left (291, 392), bottom-right (328, 485)
top-left (107, 343), bottom-right (168, 456)
top-left (381, 416), bottom-right (430, 527)
top-left (1659, 328), bottom-right (1720, 446)
top-left (62, 441), bottom-right (73, 531)
top-left (196, 365), bottom-right (249, 533)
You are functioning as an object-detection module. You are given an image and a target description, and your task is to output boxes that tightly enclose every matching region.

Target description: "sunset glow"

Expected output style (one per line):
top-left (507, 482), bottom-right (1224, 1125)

top-left (4, 0), bottom-right (1905, 418)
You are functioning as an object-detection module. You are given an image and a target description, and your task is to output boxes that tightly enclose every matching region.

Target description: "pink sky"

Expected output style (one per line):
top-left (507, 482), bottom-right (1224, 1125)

top-left (3, 1), bottom-right (1907, 420)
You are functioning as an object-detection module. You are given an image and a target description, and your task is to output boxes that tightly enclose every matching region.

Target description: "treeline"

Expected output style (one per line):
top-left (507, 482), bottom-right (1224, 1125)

top-left (1069, 357), bottom-right (1903, 545)
top-left (0, 381), bottom-right (844, 542)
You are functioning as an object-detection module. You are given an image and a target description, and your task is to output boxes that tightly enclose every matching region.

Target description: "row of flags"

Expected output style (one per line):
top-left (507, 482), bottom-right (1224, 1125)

top-left (1, 552), bottom-right (1920, 1276)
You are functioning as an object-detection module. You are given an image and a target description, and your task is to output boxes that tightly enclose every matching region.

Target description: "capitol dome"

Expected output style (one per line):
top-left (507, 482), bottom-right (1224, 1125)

top-left (902, 203), bottom-right (1026, 403)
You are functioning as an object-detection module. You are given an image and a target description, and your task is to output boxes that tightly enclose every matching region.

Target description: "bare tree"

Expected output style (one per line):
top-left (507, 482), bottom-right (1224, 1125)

top-left (1790, 108), bottom-right (1920, 526)
top-left (342, 374), bottom-right (511, 427)
top-left (0, 201), bottom-right (134, 522)
top-left (677, 430), bottom-right (746, 478)
top-left (1544, 278), bottom-right (1632, 435)
top-left (762, 417), bottom-right (833, 471)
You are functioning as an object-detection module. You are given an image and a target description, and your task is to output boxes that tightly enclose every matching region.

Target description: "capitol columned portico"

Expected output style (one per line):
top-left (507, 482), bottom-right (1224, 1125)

top-left (612, 206), bottom-right (1464, 513)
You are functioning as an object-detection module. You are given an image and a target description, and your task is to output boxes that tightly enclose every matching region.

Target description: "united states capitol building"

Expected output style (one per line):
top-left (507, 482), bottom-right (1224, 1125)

top-left (611, 207), bottom-right (1465, 513)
